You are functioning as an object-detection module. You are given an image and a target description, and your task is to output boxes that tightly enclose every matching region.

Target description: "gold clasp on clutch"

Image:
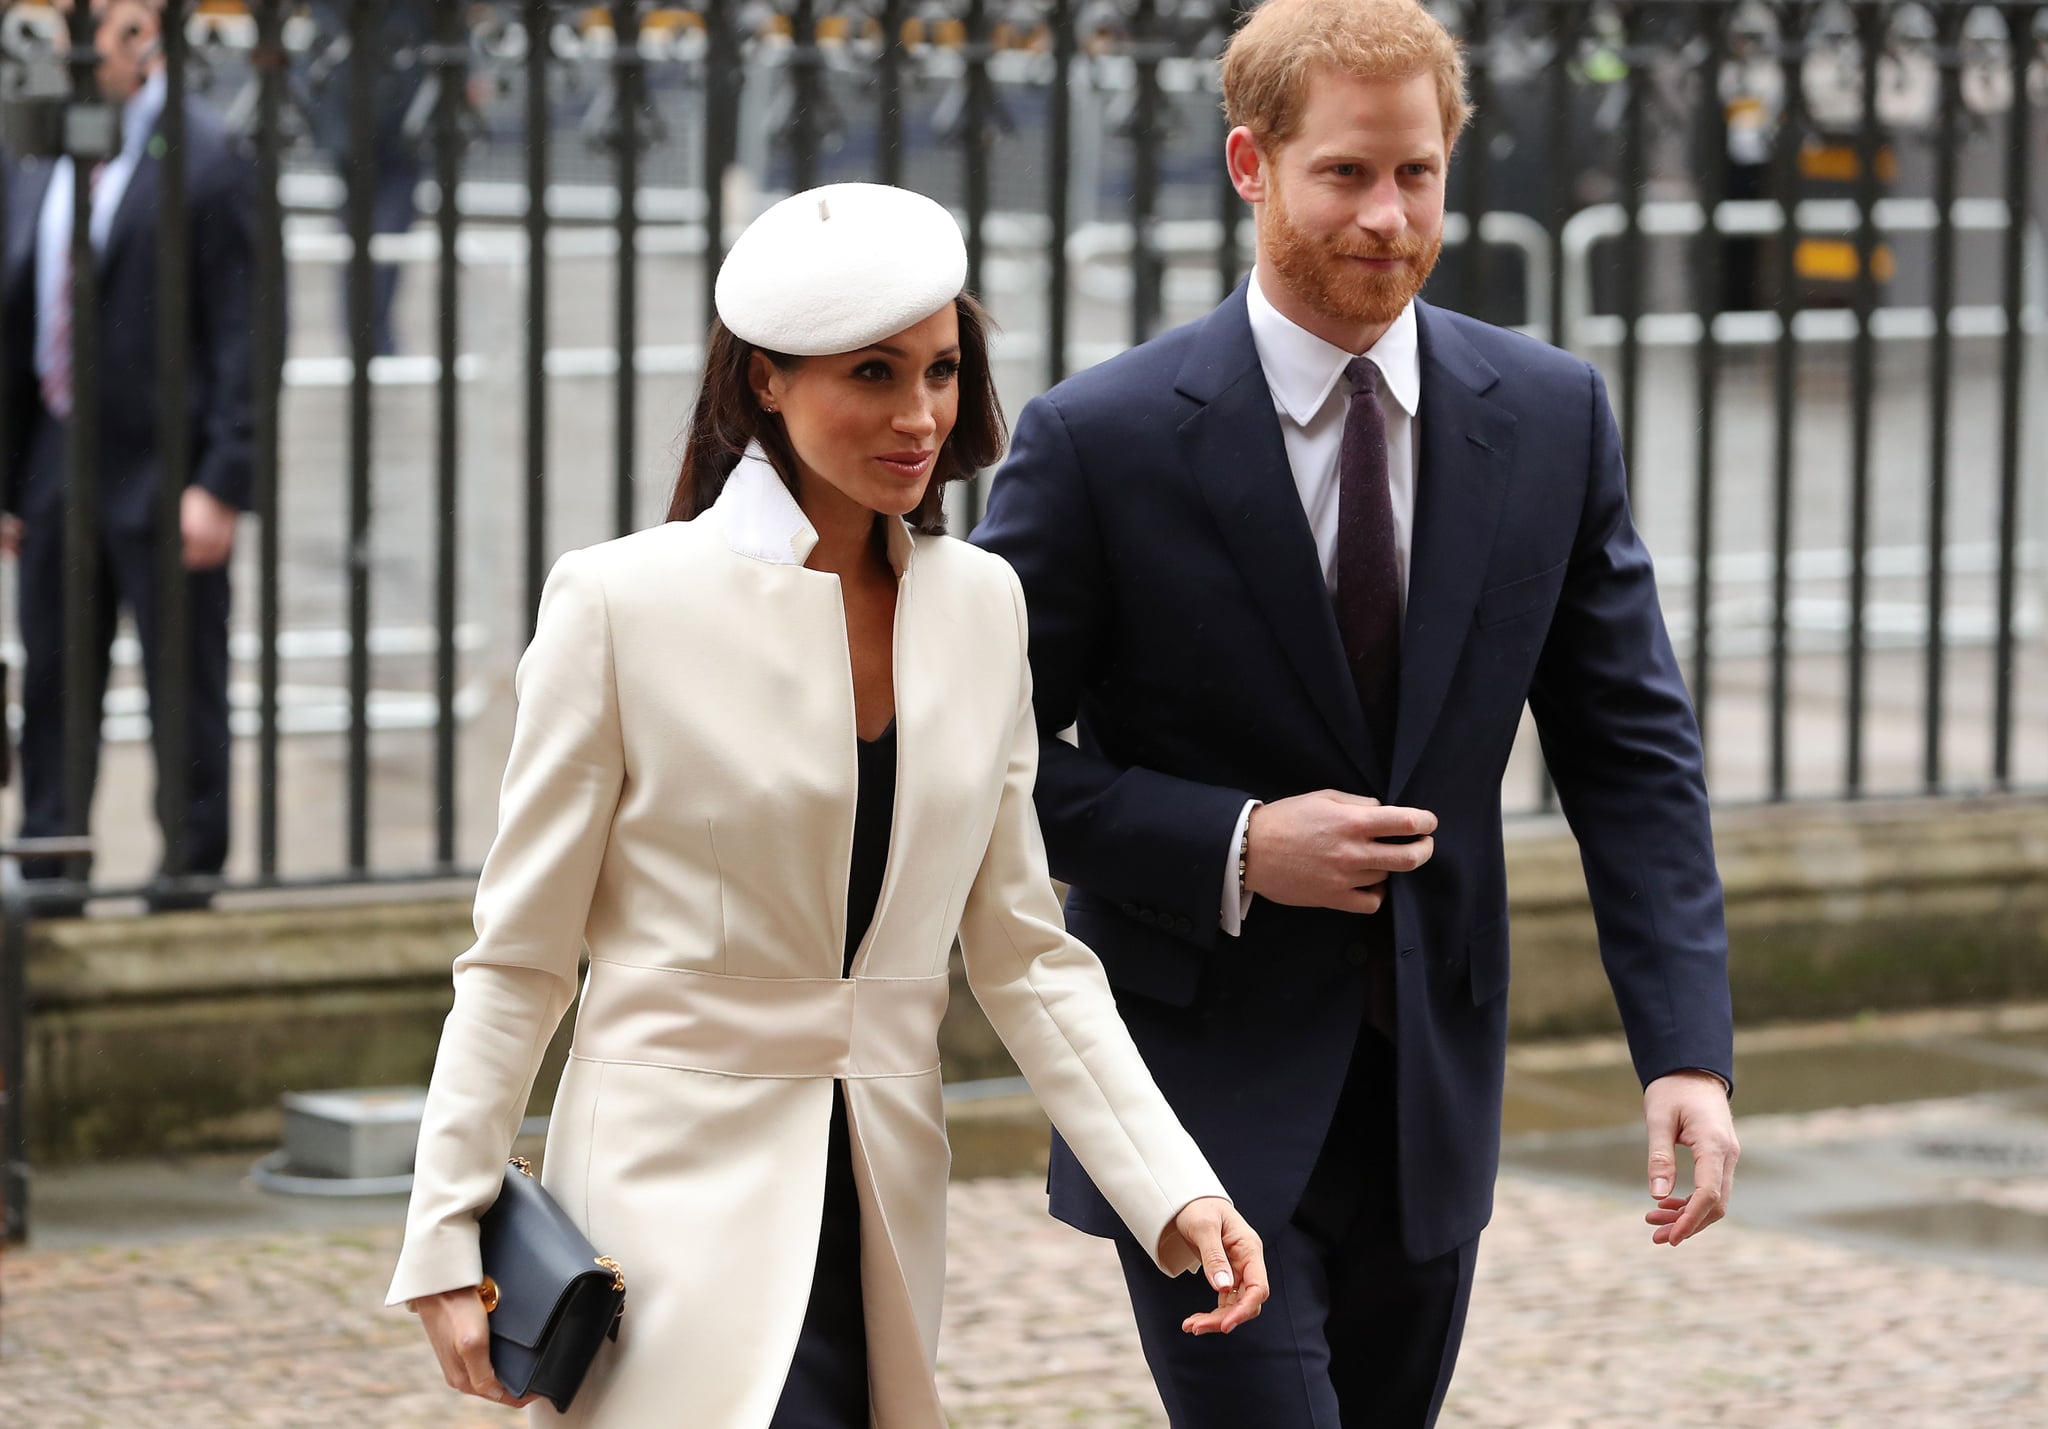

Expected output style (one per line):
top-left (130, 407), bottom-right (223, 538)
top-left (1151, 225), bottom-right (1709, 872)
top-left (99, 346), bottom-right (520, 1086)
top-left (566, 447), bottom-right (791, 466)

top-left (508, 1156), bottom-right (534, 1177)
top-left (595, 1255), bottom-right (624, 1292)
top-left (477, 1276), bottom-right (500, 1313)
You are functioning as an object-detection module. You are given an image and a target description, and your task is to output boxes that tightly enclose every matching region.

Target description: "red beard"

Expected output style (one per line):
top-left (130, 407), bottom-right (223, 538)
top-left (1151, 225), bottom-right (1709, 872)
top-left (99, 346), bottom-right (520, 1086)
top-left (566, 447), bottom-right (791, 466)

top-left (1260, 180), bottom-right (1443, 332)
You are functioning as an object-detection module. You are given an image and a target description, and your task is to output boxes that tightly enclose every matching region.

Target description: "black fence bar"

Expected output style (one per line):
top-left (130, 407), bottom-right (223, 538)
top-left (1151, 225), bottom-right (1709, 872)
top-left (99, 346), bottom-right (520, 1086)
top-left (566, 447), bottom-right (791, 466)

top-left (524, 0), bottom-right (551, 637)
top-left (59, 0), bottom-right (102, 886)
top-left (433, 0), bottom-right (465, 865)
top-left (612, 0), bottom-right (641, 539)
top-left (155, 3), bottom-right (193, 880)
top-left (1543, 0), bottom-right (1574, 350)
top-left (344, 0), bottom-right (378, 871)
top-left (963, 0), bottom-right (994, 296)
top-left (787, 0), bottom-right (821, 192)
top-left (1, 862), bottom-right (24, 1242)
top-left (1615, 1), bottom-right (1644, 492)
top-left (1767, 0), bottom-right (1810, 801)
top-left (253, 0), bottom-right (287, 873)
top-left (1843, 0), bottom-right (1883, 797)
top-left (1924, 1), bottom-right (1965, 792)
top-left (877, 0), bottom-right (905, 188)
top-left (1991, 3), bottom-right (2032, 788)
top-left (1689, 0), bottom-right (1728, 734)
top-left (1129, 0), bottom-right (1164, 346)
top-left (701, 0), bottom-right (741, 333)
top-left (1045, 0), bottom-right (1074, 387)
top-left (1460, 0), bottom-right (1493, 325)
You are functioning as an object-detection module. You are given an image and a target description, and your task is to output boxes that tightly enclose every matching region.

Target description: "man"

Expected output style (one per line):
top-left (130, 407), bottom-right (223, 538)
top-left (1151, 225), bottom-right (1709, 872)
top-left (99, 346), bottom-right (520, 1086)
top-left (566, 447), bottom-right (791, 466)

top-left (2, 0), bottom-right (258, 899)
top-left (974, 0), bottom-right (1739, 1422)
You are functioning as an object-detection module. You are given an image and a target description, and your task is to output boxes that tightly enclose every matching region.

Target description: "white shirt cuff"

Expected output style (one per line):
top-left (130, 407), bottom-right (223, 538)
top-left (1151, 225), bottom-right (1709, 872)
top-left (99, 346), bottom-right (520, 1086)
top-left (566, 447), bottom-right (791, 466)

top-left (1219, 800), bottom-right (1258, 937)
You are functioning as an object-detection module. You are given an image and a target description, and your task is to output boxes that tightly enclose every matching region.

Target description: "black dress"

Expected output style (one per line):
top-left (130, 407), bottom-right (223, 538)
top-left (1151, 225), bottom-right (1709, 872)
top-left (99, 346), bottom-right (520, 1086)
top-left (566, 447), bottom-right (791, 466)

top-left (768, 721), bottom-right (896, 1428)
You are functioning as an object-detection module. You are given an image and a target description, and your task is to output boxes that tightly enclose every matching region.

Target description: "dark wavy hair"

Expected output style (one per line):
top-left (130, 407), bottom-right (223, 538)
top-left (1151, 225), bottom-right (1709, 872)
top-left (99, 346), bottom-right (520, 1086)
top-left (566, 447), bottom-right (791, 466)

top-left (668, 293), bottom-right (1007, 536)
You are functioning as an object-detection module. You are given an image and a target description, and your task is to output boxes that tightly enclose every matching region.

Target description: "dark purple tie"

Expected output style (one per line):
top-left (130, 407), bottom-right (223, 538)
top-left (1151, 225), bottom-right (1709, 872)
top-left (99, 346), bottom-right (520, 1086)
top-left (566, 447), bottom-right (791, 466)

top-left (1335, 357), bottom-right (1400, 758)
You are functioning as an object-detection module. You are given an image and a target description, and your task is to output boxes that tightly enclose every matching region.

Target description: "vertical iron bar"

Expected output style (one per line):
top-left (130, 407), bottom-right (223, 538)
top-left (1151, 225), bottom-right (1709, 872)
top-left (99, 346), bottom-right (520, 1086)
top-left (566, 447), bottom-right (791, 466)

top-left (1217, 0), bottom-right (1248, 300)
top-left (1923, 3), bottom-right (1963, 791)
top-left (1047, 0), bottom-right (1074, 386)
top-left (962, 0), bottom-right (995, 529)
top-left (702, 0), bottom-right (741, 333)
top-left (2, 867), bottom-right (27, 1243)
top-left (613, 0), bottom-right (641, 538)
top-left (1990, 3), bottom-right (2031, 786)
top-left (788, 0), bottom-right (821, 190)
top-left (524, 0), bottom-right (551, 635)
top-left (964, 0), bottom-right (994, 292)
top-left (345, 0), bottom-right (380, 870)
top-left (60, 0), bottom-right (103, 884)
top-left (1691, 2), bottom-right (1729, 746)
top-left (156, 1), bottom-right (192, 883)
top-left (432, 0), bottom-right (464, 865)
top-left (1129, 0), bottom-right (1162, 345)
top-left (877, 0), bottom-right (906, 186)
top-left (1461, 0), bottom-right (1493, 325)
top-left (1767, 1), bottom-right (1807, 801)
top-left (254, 0), bottom-right (286, 874)
top-left (1616, 1), bottom-right (1645, 492)
top-left (1842, 0), bottom-right (1882, 796)
top-left (1545, 0), bottom-right (1576, 353)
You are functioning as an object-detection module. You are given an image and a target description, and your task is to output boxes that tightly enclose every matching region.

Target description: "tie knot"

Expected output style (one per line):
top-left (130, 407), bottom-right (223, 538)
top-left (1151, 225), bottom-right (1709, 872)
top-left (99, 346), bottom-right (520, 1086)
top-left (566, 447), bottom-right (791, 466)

top-left (1346, 357), bottom-right (1380, 399)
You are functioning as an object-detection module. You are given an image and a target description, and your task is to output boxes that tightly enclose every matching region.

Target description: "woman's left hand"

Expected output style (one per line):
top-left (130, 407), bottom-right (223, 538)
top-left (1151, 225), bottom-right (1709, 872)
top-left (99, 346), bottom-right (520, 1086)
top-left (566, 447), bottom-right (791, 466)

top-left (1165, 1197), bottom-right (1269, 1334)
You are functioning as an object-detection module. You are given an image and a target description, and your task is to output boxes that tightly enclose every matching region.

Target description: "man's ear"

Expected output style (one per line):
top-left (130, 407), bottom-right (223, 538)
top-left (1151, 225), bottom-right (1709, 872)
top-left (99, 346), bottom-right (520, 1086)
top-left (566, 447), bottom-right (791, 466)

top-left (1225, 127), bottom-right (1269, 205)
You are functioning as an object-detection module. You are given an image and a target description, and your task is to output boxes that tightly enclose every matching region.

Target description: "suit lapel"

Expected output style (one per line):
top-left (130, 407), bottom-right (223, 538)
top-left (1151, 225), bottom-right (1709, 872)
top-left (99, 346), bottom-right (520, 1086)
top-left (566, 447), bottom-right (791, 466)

top-left (99, 130), bottom-right (162, 278)
top-left (1388, 303), bottom-right (1518, 797)
top-left (1178, 286), bottom-right (1378, 787)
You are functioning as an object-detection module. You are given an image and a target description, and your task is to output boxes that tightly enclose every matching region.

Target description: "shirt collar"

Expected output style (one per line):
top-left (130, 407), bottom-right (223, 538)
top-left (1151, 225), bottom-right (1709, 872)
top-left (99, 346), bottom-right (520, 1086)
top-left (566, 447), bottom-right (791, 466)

top-left (715, 442), bottom-right (915, 574)
top-left (1247, 268), bottom-right (1421, 425)
top-left (121, 69), bottom-right (168, 162)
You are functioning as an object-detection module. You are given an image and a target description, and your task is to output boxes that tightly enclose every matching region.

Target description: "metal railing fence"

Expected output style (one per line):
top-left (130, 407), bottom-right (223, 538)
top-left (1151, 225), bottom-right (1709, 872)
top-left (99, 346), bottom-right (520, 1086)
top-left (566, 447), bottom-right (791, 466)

top-left (0, 0), bottom-right (2041, 1234)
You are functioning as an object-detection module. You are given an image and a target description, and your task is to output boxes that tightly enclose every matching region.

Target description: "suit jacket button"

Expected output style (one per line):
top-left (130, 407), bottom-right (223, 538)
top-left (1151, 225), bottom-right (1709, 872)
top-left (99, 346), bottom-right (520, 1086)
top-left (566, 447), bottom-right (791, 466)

top-left (1175, 917), bottom-right (1193, 935)
top-left (1139, 909), bottom-right (1158, 926)
top-left (1119, 901), bottom-right (1138, 916)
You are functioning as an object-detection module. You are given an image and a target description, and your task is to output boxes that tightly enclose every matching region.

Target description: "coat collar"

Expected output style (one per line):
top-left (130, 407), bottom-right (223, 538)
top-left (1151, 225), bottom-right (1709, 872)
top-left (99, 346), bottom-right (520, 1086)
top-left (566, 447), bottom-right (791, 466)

top-left (715, 442), bottom-right (916, 575)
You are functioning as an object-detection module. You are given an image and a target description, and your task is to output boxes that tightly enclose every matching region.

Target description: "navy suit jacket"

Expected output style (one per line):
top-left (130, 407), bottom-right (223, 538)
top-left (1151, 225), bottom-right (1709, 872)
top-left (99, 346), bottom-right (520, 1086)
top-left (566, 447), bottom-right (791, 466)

top-left (3, 98), bottom-right (260, 531)
top-left (974, 286), bottom-right (1734, 1263)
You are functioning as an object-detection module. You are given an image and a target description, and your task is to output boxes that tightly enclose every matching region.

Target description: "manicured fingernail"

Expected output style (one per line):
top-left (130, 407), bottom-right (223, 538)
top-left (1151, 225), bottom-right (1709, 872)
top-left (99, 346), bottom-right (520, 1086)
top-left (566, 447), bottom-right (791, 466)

top-left (1216, 1270), bottom-right (1233, 1289)
top-left (1652, 1177), bottom-right (1671, 1196)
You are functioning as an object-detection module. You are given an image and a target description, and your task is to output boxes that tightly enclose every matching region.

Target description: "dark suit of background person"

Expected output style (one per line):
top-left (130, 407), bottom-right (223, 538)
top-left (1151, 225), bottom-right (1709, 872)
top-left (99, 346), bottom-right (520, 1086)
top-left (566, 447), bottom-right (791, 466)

top-left (976, 287), bottom-right (1735, 1425)
top-left (307, 0), bottom-right (427, 358)
top-left (1, 65), bottom-right (259, 890)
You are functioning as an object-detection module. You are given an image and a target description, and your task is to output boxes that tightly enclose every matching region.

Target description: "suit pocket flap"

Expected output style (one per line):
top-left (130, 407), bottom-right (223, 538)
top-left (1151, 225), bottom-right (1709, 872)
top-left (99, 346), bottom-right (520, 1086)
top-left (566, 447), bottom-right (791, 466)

top-left (1064, 892), bottom-right (1206, 1008)
top-left (1475, 560), bottom-right (1568, 628)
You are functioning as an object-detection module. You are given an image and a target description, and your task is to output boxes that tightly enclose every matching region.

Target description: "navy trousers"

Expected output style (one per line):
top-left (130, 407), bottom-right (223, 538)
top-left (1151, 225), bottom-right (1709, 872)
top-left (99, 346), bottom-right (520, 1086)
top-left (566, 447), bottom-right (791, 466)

top-left (15, 486), bottom-right (232, 883)
top-left (1114, 1027), bottom-right (1478, 1428)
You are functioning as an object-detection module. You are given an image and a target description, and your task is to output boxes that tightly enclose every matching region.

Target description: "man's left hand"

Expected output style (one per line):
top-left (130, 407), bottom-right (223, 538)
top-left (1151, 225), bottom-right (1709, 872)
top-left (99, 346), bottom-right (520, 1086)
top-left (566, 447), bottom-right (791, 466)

top-left (1642, 1069), bottom-right (1738, 1247)
top-left (181, 486), bottom-right (238, 570)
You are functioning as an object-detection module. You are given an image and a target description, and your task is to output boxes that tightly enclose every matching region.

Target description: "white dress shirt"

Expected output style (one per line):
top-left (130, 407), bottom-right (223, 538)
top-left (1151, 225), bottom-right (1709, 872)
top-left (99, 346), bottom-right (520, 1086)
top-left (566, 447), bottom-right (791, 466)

top-left (36, 69), bottom-right (168, 392)
top-left (1221, 271), bottom-right (1424, 935)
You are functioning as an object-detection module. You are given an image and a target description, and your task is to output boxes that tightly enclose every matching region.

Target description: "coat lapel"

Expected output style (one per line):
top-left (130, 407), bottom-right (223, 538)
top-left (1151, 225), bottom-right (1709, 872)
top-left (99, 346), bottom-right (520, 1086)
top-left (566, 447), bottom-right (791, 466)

top-left (1388, 303), bottom-right (1517, 798)
top-left (98, 131), bottom-right (162, 278)
top-left (1178, 284), bottom-right (1377, 787)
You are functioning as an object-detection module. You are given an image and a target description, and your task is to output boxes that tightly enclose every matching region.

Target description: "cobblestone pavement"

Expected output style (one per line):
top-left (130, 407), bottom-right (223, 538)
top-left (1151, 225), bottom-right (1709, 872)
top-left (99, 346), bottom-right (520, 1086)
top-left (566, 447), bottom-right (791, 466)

top-left (3, 1167), bottom-right (2044, 1428)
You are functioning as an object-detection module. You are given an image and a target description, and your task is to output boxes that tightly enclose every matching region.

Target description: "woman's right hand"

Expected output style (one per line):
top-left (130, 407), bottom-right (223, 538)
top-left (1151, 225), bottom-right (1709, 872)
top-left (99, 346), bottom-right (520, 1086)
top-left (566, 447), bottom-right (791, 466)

top-left (414, 1286), bottom-right (537, 1410)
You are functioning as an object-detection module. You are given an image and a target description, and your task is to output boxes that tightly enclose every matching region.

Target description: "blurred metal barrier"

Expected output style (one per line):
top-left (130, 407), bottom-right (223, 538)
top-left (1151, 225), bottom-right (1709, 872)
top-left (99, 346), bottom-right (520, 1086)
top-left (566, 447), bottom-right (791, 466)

top-left (0, 0), bottom-right (2034, 921)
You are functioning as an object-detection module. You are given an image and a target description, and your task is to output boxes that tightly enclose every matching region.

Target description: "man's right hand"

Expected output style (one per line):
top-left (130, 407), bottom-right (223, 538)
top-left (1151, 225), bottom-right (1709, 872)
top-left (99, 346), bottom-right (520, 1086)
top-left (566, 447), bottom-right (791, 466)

top-left (413, 1285), bottom-right (535, 1409)
top-left (1, 516), bottom-right (21, 558)
top-left (1243, 791), bottom-right (1436, 914)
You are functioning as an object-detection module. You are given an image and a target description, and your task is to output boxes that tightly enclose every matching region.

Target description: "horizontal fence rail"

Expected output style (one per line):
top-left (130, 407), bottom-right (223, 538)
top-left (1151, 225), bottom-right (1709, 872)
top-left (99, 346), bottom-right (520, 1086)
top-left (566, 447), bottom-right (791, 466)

top-left (0, 0), bottom-right (2035, 891)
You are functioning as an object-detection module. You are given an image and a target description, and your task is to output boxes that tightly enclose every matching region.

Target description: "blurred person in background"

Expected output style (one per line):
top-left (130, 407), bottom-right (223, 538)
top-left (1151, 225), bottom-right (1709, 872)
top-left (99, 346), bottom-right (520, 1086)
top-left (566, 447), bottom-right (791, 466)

top-left (1, 0), bottom-right (258, 907)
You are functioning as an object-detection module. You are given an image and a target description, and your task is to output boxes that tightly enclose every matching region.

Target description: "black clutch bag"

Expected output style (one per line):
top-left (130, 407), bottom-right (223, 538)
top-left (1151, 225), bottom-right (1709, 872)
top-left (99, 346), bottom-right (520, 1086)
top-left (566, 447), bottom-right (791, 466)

top-left (476, 1156), bottom-right (626, 1413)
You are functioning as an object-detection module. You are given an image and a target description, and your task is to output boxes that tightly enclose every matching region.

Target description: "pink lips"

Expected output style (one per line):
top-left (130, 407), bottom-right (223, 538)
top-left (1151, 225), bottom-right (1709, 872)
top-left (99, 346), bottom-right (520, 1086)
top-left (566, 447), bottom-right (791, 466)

top-left (876, 451), bottom-right (935, 478)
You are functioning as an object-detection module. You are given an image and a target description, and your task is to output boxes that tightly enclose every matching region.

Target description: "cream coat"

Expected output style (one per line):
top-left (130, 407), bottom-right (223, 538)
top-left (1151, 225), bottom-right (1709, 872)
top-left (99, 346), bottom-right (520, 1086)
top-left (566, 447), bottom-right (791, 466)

top-left (387, 451), bottom-right (1228, 1427)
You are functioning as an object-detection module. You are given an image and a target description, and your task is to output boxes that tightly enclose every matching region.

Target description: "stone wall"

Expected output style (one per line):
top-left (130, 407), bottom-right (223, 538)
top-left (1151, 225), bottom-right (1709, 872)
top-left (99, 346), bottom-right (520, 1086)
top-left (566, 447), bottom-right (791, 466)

top-left (16, 796), bottom-right (2046, 1162)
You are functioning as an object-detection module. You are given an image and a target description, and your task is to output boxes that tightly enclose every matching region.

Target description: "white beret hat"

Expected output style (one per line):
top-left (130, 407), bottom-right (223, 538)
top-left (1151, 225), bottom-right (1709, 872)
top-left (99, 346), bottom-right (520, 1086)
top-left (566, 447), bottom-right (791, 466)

top-left (714, 183), bottom-right (969, 357)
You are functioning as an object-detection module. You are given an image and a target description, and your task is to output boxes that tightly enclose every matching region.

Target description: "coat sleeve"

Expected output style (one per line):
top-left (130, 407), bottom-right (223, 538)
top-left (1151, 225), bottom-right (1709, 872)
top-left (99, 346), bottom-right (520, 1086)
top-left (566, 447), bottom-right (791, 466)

top-left (1527, 364), bottom-right (1734, 1092)
top-left (387, 550), bottom-right (625, 1306)
top-left (956, 562), bottom-right (1229, 1276)
top-left (973, 392), bottom-right (1253, 948)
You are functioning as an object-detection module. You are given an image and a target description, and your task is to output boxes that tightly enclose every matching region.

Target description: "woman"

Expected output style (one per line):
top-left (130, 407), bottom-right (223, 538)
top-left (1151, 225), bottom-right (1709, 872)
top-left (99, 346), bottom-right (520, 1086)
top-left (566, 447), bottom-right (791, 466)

top-left (388, 184), bottom-right (1267, 1426)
